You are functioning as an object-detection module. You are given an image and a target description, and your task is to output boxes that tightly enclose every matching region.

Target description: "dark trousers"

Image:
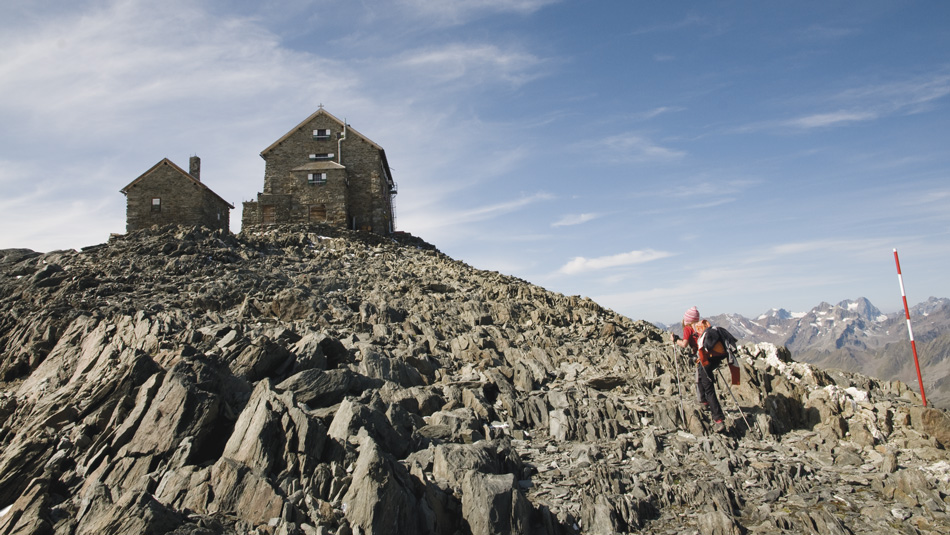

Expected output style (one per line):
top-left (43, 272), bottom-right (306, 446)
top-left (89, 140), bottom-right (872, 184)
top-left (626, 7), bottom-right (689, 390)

top-left (698, 358), bottom-right (725, 422)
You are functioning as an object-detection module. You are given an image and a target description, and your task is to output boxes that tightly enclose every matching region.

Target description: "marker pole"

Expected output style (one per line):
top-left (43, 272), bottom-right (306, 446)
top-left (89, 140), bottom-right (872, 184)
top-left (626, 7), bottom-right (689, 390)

top-left (893, 249), bottom-right (927, 407)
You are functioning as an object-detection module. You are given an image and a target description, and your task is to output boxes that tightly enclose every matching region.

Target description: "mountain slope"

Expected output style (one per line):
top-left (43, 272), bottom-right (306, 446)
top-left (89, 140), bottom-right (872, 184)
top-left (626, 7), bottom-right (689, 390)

top-left (0, 225), bottom-right (948, 534)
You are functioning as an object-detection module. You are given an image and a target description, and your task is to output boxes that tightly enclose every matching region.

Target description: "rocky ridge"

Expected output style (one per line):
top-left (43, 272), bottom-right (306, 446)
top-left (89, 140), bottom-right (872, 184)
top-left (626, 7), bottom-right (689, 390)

top-left (0, 224), bottom-right (948, 534)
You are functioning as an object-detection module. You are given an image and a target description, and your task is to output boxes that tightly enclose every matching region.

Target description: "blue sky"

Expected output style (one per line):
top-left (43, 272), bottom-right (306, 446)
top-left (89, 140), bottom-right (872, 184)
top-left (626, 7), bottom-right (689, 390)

top-left (1, 0), bottom-right (948, 324)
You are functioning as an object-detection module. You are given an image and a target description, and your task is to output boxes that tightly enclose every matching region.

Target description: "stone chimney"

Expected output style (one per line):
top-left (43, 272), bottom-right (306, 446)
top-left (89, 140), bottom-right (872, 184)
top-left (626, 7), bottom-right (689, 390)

top-left (189, 155), bottom-right (201, 181)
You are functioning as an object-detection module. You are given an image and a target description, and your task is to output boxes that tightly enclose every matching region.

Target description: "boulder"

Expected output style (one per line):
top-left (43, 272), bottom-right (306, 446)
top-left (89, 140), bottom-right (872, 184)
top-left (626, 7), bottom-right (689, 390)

top-left (341, 436), bottom-right (422, 534)
top-left (460, 471), bottom-right (530, 535)
top-left (911, 406), bottom-right (950, 448)
top-left (328, 398), bottom-right (408, 458)
top-left (277, 368), bottom-right (360, 408)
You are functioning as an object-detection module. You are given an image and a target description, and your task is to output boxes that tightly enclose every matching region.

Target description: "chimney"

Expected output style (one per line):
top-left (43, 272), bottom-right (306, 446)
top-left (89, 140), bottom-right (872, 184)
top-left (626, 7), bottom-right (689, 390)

top-left (189, 155), bottom-right (201, 181)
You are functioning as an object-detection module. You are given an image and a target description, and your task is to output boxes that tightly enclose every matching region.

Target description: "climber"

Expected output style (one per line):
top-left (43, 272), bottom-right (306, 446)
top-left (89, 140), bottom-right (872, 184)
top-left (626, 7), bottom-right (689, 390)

top-left (693, 318), bottom-right (728, 432)
top-left (670, 306), bottom-right (702, 404)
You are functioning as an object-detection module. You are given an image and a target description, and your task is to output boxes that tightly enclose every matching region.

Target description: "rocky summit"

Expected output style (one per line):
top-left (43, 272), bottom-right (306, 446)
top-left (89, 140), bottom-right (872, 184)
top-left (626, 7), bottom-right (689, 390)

top-left (1, 224), bottom-right (949, 535)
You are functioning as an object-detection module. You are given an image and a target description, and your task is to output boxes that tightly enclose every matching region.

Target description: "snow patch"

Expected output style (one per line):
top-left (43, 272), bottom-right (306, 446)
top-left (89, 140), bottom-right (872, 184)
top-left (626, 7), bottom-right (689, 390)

top-left (922, 461), bottom-right (950, 486)
top-left (791, 312), bottom-right (806, 319)
top-left (759, 343), bottom-right (816, 384)
top-left (0, 504), bottom-right (10, 518)
top-left (844, 387), bottom-right (869, 403)
top-left (821, 385), bottom-right (871, 411)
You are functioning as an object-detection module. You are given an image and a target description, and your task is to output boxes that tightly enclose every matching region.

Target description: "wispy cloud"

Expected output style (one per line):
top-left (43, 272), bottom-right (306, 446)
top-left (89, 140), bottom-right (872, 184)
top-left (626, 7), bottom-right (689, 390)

top-left (782, 110), bottom-right (878, 129)
top-left (551, 213), bottom-right (602, 227)
top-left (629, 13), bottom-right (721, 37)
top-left (639, 106), bottom-right (684, 119)
top-left (396, 43), bottom-right (545, 87)
top-left (767, 238), bottom-right (893, 257)
top-left (0, 162), bottom-right (125, 251)
top-left (665, 178), bottom-right (759, 200)
top-left (399, 192), bottom-right (554, 242)
top-left (397, 0), bottom-right (560, 26)
top-left (458, 192), bottom-right (554, 223)
top-left (558, 249), bottom-right (674, 275)
top-left (734, 237), bottom-right (900, 267)
top-left (0, 0), bottom-right (342, 137)
top-left (834, 72), bottom-right (950, 112)
top-left (687, 198), bottom-right (735, 210)
top-left (590, 132), bottom-right (686, 163)
top-left (794, 24), bottom-right (859, 41)
top-left (751, 72), bottom-right (950, 132)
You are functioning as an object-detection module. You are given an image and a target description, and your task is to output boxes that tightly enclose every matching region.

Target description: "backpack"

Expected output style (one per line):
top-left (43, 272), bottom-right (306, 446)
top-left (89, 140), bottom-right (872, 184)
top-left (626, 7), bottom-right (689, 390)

top-left (710, 326), bottom-right (741, 385)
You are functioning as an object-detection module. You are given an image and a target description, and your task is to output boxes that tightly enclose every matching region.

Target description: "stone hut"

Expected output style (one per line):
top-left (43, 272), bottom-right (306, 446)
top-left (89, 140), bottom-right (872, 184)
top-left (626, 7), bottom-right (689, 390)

top-left (242, 107), bottom-right (397, 234)
top-left (121, 156), bottom-right (233, 233)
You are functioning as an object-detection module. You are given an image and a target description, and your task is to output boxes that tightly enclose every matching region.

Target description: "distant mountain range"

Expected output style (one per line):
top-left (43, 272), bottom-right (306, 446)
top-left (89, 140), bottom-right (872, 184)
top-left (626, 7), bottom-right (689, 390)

top-left (661, 297), bottom-right (950, 409)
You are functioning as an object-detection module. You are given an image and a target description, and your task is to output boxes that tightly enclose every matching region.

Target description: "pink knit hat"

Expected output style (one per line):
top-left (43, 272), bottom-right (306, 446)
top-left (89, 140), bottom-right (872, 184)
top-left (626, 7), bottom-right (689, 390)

top-left (683, 306), bottom-right (700, 324)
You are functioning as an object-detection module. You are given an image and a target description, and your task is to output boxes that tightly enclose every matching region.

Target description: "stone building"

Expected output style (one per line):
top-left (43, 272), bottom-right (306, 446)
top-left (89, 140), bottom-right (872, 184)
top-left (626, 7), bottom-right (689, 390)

top-left (121, 156), bottom-right (233, 233)
top-left (242, 107), bottom-right (397, 234)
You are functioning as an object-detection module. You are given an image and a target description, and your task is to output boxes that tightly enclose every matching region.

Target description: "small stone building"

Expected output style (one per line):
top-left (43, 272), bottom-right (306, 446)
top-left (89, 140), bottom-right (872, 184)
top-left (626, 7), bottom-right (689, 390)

top-left (242, 107), bottom-right (397, 234)
top-left (121, 156), bottom-right (233, 233)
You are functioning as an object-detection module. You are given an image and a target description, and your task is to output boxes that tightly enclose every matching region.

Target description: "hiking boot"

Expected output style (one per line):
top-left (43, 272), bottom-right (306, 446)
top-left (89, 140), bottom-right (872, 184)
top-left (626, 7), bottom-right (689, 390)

top-left (713, 420), bottom-right (726, 433)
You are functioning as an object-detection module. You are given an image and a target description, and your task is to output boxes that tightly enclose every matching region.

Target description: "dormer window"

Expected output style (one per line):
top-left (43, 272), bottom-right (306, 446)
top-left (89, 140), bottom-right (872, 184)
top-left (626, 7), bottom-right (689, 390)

top-left (313, 129), bottom-right (331, 140)
top-left (309, 153), bottom-right (334, 161)
top-left (308, 173), bottom-right (327, 185)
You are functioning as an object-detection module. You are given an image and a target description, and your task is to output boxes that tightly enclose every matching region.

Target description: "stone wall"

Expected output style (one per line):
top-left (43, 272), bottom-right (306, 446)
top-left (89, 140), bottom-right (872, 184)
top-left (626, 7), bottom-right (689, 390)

top-left (124, 161), bottom-right (230, 232)
top-left (338, 136), bottom-right (394, 233)
top-left (246, 111), bottom-right (395, 234)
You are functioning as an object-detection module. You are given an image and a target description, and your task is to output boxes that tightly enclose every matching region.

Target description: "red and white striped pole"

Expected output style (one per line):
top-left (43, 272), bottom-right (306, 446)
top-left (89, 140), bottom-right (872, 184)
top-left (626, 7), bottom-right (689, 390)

top-left (893, 249), bottom-right (927, 407)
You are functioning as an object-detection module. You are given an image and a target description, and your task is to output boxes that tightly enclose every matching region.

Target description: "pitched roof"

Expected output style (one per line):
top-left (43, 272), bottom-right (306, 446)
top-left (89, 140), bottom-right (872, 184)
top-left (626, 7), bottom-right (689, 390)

top-left (120, 158), bottom-right (234, 209)
top-left (260, 108), bottom-right (383, 157)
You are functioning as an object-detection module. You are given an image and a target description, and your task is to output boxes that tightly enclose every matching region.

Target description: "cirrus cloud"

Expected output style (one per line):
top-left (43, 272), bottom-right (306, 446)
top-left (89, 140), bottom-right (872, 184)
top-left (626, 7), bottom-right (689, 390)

top-left (551, 213), bottom-right (602, 227)
top-left (558, 248), bottom-right (674, 275)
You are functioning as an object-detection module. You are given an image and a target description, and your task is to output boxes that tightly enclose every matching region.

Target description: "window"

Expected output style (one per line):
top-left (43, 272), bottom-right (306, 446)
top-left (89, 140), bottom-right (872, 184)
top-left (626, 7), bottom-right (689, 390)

top-left (313, 129), bottom-right (331, 140)
top-left (309, 204), bottom-right (327, 222)
top-left (151, 198), bottom-right (161, 212)
top-left (309, 153), bottom-right (334, 161)
top-left (308, 172), bottom-right (327, 185)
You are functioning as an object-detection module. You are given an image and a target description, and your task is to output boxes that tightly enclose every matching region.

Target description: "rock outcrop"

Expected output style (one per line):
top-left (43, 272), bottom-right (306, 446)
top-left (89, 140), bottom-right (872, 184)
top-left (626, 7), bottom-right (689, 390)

top-left (0, 224), bottom-right (948, 534)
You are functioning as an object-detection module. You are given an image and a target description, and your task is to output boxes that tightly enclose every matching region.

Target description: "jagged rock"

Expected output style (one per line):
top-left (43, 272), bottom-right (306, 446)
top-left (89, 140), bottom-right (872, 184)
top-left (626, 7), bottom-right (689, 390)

top-left (221, 379), bottom-right (327, 477)
top-left (357, 348), bottom-right (424, 388)
top-left (276, 368), bottom-right (361, 408)
top-left (0, 225), bottom-right (948, 535)
top-left (341, 436), bottom-right (422, 534)
top-left (230, 336), bottom-right (293, 381)
top-left (0, 477), bottom-right (54, 535)
top-left (460, 471), bottom-right (530, 535)
top-left (911, 406), bottom-right (950, 448)
top-left (695, 510), bottom-right (740, 535)
top-left (432, 441), bottom-right (503, 486)
top-left (75, 490), bottom-right (184, 535)
top-left (328, 398), bottom-right (408, 458)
